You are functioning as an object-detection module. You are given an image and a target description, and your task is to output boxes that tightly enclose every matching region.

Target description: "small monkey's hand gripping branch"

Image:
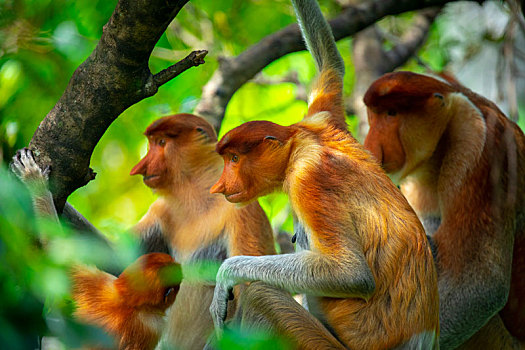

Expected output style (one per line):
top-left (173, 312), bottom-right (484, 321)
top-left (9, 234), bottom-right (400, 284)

top-left (11, 148), bottom-right (60, 225)
top-left (209, 250), bottom-right (376, 335)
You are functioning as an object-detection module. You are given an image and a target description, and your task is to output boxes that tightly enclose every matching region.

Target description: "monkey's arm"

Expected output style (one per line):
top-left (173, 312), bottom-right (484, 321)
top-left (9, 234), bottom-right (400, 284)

top-left (291, 0), bottom-right (343, 78)
top-left (133, 202), bottom-right (171, 255)
top-left (434, 220), bottom-right (513, 349)
top-left (210, 249), bottom-right (375, 333)
top-left (11, 149), bottom-right (108, 240)
top-left (62, 203), bottom-right (105, 237)
top-left (11, 148), bottom-right (167, 265)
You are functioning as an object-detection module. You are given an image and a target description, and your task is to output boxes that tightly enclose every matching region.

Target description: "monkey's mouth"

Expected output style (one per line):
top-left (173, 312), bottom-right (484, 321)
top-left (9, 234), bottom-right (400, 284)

top-left (143, 175), bottom-right (159, 181)
top-left (143, 175), bottom-right (161, 187)
top-left (225, 191), bottom-right (244, 202)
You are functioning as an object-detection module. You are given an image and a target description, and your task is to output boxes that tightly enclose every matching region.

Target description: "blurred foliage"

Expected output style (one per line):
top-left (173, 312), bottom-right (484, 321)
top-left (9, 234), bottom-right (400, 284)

top-left (0, 0), bottom-right (524, 348)
top-left (208, 327), bottom-right (293, 350)
top-left (0, 164), bottom-right (117, 348)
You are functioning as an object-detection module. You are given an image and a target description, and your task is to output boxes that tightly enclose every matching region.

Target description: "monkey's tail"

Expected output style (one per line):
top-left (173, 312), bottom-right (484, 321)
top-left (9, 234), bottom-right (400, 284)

top-left (291, 0), bottom-right (344, 77)
top-left (291, 0), bottom-right (346, 128)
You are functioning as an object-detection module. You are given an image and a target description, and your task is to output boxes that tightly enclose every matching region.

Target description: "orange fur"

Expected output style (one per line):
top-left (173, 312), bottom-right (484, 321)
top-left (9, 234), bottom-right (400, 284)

top-left (130, 114), bottom-right (275, 348)
top-left (364, 71), bottom-right (525, 347)
top-left (307, 68), bottom-right (346, 130)
top-left (72, 253), bottom-right (181, 350)
top-left (212, 74), bottom-right (439, 348)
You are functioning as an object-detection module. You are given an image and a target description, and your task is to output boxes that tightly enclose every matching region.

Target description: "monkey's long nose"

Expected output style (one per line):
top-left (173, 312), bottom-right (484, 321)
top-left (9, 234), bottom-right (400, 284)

top-left (130, 157), bottom-right (148, 176)
top-left (364, 136), bottom-right (383, 165)
top-left (210, 180), bottom-right (225, 194)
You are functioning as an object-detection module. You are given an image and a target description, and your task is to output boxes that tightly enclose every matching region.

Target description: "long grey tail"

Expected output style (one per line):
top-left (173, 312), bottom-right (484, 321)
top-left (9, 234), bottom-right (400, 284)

top-left (291, 0), bottom-right (345, 76)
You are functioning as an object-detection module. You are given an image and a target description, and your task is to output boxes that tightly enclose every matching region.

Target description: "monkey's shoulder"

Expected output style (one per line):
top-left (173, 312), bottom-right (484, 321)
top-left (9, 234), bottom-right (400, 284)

top-left (288, 132), bottom-right (374, 184)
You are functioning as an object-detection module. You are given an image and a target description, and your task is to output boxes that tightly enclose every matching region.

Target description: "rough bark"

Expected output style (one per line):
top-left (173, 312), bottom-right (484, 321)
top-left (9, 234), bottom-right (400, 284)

top-left (195, 0), bottom-right (470, 131)
top-left (29, 0), bottom-right (206, 211)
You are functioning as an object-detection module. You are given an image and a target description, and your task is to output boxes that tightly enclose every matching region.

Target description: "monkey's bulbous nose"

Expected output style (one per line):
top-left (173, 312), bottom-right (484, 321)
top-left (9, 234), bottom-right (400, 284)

top-left (210, 181), bottom-right (225, 194)
top-left (130, 157), bottom-right (148, 176)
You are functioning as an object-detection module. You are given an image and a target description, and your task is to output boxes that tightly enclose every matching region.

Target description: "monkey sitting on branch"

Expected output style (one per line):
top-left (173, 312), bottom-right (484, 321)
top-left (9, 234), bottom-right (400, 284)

top-left (206, 0), bottom-right (440, 348)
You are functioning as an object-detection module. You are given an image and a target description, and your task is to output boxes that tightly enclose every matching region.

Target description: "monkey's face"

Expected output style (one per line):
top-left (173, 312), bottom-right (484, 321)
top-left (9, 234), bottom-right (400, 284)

top-left (130, 136), bottom-right (172, 189)
top-left (130, 114), bottom-right (218, 190)
top-left (364, 72), bottom-right (454, 181)
top-left (211, 149), bottom-right (289, 203)
top-left (210, 152), bottom-right (253, 203)
top-left (211, 121), bottom-right (293, 203)
top-left (365, 96), bottom-right (449, 182)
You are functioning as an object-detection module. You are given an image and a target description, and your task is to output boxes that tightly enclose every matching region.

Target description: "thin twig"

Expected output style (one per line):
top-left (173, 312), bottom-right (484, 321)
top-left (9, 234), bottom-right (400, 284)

top-left (153, 50), bottom-right (208, 88)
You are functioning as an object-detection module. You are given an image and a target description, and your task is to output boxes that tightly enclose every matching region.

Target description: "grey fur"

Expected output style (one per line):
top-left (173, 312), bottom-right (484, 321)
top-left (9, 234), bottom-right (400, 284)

top-left (291, 0), bottom-right (344, 76)
top-left (422, 216), bottom-right (441, 236)
top-left (140, 223), bottom-right (171, 255)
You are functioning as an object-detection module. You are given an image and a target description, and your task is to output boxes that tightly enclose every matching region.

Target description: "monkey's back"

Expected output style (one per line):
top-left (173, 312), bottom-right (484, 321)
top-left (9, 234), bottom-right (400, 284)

top-left (288, 116), bottom-right (439, 349)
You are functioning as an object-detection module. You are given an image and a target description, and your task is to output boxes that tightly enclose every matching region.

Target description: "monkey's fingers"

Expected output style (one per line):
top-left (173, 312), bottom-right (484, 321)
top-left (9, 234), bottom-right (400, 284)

top-left (10, 149), bottom-right (28, 179)
top-left (11, 148), bottom-right (48, 182)
top-left (209, 284), bottom-right (229, 338)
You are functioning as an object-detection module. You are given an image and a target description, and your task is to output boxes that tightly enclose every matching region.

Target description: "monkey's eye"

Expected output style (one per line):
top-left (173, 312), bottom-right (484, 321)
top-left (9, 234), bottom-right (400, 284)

top-left (158, 139), bottom-right (166, 146)
top-left (231, 154), bottom-right (239, 163)
top-left (387, 110), bottom-right (397, 117)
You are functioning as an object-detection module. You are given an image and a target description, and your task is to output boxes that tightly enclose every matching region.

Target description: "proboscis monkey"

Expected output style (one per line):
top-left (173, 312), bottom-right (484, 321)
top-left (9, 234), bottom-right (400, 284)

top-left (364, 71), bottom-right (525, 349)
top-left (73, 252), bottom-right (182, 350)
top-left (206, 0), bottom-right (440, 349)
top-left (11, 113), bottom-right (275, 349)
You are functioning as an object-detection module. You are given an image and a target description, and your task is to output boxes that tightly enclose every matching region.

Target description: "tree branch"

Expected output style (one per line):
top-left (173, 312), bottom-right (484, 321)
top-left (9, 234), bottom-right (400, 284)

top-left (195, 0), bottom-right (470, 130)
top-left (151, 50), bottom-right (208, 90)
top-left (28, 0), bottom-right (207, 211)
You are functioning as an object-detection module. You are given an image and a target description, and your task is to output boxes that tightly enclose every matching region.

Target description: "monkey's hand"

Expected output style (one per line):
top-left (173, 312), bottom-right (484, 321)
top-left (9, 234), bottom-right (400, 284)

top-left (10, 148), bottom-right (51, 195)
top-left (209, 265), bottom-right (236, 338)
top-left (11, 148), bottom-right (59, 226)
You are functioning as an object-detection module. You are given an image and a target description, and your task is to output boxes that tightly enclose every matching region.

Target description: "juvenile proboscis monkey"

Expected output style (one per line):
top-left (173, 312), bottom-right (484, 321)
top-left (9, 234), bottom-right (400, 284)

top-left (72, 252), bottom-right (182, 350)
top-left (207, 0), bottom-right (440, 349)
top-left (364, 71), bottom-right (525, 349)
top-left (12, 113), bottom-right (275, 349)
top-left (11, 149), bottom-right (182, 350)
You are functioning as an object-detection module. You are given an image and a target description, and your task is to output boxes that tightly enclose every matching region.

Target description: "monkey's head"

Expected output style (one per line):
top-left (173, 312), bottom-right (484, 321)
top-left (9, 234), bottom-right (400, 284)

top-left (363, 71), bottom-right (455, 179)
top-left (115, 253), bottom-right (182, 312)
top-left (210, 121), bottom-right (294, 203)
top-left (130, 114), bottom-right (218, 190)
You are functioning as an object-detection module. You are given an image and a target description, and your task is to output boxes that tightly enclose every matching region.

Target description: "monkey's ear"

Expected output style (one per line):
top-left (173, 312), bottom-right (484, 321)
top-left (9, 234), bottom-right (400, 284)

top-left (264, 135), bottom-right (283, 146)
